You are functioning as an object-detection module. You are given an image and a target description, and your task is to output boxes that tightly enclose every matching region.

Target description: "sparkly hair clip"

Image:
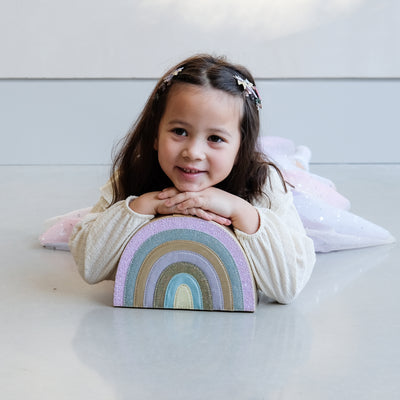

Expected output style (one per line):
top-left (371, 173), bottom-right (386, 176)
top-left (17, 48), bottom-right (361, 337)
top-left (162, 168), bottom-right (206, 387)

top-left (163, 66), bottom-right (184, 86)
top-left (156, 67), bottom-right (184, 99)
top-left (234, 75), bottom-right (262, 110)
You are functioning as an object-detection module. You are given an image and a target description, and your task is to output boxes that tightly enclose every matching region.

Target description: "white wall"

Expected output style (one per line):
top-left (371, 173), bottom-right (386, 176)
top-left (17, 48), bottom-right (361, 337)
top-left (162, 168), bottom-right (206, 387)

top-left (0, 0), bottom-right (399, 164)
top-left (1, 79), bottom-right (398, 164)
top-left (1, 0), bottom-right (399, 78)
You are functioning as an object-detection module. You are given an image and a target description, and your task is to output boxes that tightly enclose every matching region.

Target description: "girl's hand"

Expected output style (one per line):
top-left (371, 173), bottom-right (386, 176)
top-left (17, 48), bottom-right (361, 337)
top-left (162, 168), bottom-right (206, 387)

top-left (129, 189), bottom-right (231, 227)
top-left (157, 187), bottom-right (232, 226)
top-left (158, 187), bottom-right (260, 234)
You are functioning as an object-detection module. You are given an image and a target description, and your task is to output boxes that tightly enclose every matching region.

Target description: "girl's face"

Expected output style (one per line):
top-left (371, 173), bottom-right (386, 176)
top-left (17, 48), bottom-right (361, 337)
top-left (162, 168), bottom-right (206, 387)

top-left (155, 83), bottom-right (242, 193)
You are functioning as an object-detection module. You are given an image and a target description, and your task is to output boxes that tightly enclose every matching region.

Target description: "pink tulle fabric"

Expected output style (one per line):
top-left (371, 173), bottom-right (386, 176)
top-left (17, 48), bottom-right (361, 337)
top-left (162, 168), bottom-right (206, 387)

top-left (39, 208), bottom-right (91, 251)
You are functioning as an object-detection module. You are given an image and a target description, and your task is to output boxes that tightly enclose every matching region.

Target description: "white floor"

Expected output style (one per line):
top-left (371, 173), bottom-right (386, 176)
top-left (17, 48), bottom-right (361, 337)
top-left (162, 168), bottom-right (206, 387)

top-left (1, 164), bottom-right (399, 400)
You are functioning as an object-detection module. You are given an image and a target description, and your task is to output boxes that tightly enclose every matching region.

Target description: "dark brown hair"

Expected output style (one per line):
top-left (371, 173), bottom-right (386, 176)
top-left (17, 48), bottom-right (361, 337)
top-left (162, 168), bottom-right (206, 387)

top-left (110, 54), bottom-right (286, 205)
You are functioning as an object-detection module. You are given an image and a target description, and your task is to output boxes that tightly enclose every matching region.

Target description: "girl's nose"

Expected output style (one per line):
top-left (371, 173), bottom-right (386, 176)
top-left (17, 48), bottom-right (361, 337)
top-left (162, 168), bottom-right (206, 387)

top-left (182, 140), bottom-right (206, 161)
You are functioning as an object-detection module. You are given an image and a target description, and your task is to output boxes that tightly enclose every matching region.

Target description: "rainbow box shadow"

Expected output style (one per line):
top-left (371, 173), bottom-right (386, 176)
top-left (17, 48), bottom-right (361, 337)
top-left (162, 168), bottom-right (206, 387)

top-left (113, 215), bottom-right (257, 312)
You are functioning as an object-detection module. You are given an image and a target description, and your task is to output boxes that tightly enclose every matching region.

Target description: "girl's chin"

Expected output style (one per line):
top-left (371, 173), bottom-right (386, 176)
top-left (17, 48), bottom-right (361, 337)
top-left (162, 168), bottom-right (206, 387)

top-left (174, 182), bottom-right (206, 193)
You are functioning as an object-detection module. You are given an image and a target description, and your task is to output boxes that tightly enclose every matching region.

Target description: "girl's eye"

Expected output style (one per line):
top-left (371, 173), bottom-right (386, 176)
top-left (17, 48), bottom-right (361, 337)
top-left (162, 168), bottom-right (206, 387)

top-left (172, 128), bottom-right (187, 136)
top-left (208, 135), bottom-right (224, 143)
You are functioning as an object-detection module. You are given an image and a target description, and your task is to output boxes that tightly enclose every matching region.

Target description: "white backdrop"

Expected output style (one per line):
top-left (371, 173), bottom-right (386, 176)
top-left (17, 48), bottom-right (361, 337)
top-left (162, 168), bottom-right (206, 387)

top-left (1, 0), bottom-right (399, 78)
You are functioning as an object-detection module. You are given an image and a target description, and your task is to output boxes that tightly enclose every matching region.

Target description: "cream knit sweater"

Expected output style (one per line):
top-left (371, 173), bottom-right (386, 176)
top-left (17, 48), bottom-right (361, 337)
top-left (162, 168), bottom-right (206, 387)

top-left (69, 169), bottom-right (316, 304)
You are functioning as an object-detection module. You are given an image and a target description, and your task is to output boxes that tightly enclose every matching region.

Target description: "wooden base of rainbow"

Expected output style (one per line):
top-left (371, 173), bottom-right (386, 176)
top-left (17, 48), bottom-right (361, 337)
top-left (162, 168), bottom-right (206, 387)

top-left (113, 216), bottom-right (257, 312)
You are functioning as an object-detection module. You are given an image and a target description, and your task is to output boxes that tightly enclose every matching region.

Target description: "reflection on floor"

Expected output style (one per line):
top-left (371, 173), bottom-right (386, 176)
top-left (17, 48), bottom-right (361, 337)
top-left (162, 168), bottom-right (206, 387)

top-left (1, 164), bottom-right (399, 400)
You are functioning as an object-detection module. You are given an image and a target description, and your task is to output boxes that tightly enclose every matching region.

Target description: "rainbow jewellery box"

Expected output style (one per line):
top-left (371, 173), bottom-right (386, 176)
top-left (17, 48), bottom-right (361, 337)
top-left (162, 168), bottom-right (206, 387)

top-left (113, 215), bottom-right (257, 312)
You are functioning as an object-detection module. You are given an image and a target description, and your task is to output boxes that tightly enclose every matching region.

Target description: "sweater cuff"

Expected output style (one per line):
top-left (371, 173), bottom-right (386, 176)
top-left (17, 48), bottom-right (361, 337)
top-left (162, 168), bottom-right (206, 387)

top-left (124, 196), bottom-right (156, 219)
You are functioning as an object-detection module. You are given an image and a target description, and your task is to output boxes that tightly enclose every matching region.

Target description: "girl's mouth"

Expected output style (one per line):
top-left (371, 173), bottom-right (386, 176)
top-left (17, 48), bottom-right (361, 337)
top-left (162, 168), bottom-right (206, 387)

top-left (178, 167), bottom-right (203, 174)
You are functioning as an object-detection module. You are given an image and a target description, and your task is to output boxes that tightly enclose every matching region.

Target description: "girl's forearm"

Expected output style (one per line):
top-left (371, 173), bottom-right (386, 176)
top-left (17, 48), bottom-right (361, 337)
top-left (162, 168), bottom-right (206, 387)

top-left (230, 199), bottom-right (260, 234)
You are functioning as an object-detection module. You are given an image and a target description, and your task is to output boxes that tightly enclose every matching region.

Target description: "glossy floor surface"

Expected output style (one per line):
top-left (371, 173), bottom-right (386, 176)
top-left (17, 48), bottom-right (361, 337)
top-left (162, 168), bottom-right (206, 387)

top-left (1, 164), bottom-right (399, 399)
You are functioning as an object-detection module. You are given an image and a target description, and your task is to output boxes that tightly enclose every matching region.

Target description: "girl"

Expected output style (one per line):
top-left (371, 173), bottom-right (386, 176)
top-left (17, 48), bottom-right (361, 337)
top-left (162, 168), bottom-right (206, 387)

top-left (69, 54), bottom-right (316, 304)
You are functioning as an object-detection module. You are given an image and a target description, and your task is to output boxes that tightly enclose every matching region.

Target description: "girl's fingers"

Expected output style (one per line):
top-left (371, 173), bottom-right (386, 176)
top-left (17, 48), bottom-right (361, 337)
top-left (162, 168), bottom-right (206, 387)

top-left (187, 208), bottom-right (231, 226)
top-left (177, 199), bottom-right (198, 211)
top-left (158, 201), bottom-right (231, 226)
top-left (159, 190), bottom-right (231, 226)
top-left (210, 214), bottom-right (232, 226)
top-left (176, 193), bottom-right (206, 210)
top-left (158, 187), bottom-right (180, 199)
top-left (164, 192), bottom-right (195, 207)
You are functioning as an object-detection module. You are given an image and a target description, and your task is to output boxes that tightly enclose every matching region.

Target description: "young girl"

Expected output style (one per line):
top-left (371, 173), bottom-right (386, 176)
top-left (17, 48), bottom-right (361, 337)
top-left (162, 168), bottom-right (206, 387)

top-left (69, 54), bottom-right (316, 304)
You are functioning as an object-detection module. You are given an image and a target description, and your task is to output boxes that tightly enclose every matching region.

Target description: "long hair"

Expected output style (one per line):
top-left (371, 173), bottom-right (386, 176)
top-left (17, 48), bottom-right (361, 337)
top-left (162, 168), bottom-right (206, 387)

top-left (110, 54), bottom-right (286, 205)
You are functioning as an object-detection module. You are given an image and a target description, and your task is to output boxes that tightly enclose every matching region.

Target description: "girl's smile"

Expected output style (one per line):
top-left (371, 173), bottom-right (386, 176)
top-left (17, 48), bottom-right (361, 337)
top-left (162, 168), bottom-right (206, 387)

top-left (179, 167), bottom-right (204, 174)
top-left (155, 83), bottom-right (242, 193)
top-left (177, 166), bottom-right (206, 177)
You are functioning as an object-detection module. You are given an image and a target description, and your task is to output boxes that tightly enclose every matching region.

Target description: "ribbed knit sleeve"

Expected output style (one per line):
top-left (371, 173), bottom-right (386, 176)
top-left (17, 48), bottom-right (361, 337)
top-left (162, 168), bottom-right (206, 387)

top-left (234, 172), bottom-right (316, 304)
top-left (69, 190), bottom-right (154, 284)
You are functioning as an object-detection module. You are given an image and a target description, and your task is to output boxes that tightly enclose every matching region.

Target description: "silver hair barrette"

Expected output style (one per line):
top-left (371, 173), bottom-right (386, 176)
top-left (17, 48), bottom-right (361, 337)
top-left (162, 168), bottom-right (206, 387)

top-left (234, 75), bottom-right (262, 110)
top-left (156, 67), bottom-right (184, 99)
top-left (163, 66), bottom-right (184, 86)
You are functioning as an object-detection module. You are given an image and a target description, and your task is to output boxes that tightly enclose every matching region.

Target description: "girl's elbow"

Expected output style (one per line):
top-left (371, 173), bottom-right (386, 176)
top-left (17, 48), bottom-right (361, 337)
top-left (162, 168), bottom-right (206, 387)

top-left (274, 285), bottom-right (301, 305)
top-left (70, 243), bottom-right (100, 285)
top-left (79, 266), bottom-right (101, 285)
top-left (69, 230), bottom-right (103, 284)
top-left (276, 257), bottom-right (316, 304)
top-left (77, 253), bottom-right (111, 284)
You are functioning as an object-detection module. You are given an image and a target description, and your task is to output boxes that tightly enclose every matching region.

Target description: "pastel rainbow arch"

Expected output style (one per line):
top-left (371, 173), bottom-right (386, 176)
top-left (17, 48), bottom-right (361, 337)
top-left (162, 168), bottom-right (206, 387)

top-left (113, 215), bottom-right (257, 312)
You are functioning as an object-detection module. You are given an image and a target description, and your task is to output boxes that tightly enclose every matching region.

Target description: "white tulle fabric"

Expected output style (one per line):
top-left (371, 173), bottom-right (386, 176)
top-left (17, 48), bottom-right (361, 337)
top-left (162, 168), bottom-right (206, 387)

top-left (259, 136), bottom-right (395, 252)
top-left (39, 136), bottom-right (395, 253)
